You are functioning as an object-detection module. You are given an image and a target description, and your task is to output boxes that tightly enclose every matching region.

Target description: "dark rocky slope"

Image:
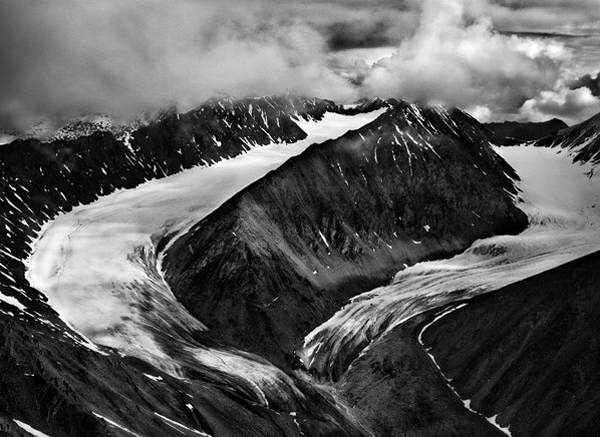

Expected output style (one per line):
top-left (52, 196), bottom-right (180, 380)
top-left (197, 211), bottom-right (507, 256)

top-left (338, 312), bottom-right (508, 437)
top-left (0, 95), bottom-right (341, 315)
top-left (420, 250), bottom-right (600, 437)
top-left (534, 111), bottom-right (600, 174)
top-left (0, 310), bottom-right (366, 437)
top-left (485, 118), bottom-right (567, 144)
top-left (1, 96), bottom-right (376, 437)
top-left (163, 101), bottom-right (528, 370)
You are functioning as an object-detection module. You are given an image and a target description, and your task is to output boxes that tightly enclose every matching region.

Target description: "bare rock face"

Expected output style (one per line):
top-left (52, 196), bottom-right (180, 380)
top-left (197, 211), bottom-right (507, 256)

top-left (534, 112), bottom-right (600, 175)
top-left (163, 100), bottom-right (528, 370)
top-left (485, 118), bottom-right (567, 144)
top-left (420, 250), bottom-right (600, 437)
top-left (0, 96), bottom-right (368, 437)
top-left (0, 95), bottom-right (342, 316)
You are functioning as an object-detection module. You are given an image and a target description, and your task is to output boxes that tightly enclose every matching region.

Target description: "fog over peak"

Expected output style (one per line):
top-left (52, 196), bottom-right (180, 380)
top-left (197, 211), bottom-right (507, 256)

top-left (1, 0), bottom-right (598, 131)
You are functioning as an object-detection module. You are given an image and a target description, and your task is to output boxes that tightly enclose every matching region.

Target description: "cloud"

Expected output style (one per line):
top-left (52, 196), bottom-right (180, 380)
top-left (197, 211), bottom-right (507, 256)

top-left (0, 0), bottom-right (597, 131)
top-left (518, 86), bottom-right (600, 125)
top-left (360, 0), bottom-right (566, 114)
top-left (0, 0), bottom-right (359, 130)
top-left (568, 73), bottom-right (600, 97)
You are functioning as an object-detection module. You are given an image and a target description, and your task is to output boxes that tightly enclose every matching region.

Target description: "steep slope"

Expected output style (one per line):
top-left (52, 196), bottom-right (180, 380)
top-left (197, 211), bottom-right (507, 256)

top-left (534, 111), bottom-right (600, 174)
top-left (0, 95), bottom-right (340, 316)
top-left (1, 96), bottom-right (378, 437)
top-left (22, 108), bottom-right (388, 410)
top-left (420, 250), bottom-right (600, 437)
top-left (163, 100), bottom-right (528, 369)
top-left (0, 309), bottom-right (366, 437)
top-left (337, 310), bottom-right (509, 437)
top-left (485, 118), bottom-right (567, 144)
top-left (303, 134), bottom-right (600, 382)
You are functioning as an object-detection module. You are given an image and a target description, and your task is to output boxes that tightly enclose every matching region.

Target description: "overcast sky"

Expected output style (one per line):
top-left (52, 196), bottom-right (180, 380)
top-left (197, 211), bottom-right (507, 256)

top-left (1, 0), bottom-right (599, 131)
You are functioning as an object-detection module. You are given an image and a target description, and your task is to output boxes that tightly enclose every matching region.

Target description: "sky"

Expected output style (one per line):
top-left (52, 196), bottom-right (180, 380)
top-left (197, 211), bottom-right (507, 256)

top-left (0, 0), bottom-right (599, 131)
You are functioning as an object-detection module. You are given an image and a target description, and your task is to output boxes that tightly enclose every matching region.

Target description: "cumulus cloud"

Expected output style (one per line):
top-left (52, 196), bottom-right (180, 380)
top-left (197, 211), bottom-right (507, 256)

top-left (360, 0), bottom-right (566, 114)
top-left (0, 0), bottom-right (359, 131)
top-left (518, 86), bottom-right (600, 125)
top-left (0, 0), bottom-right (598, 131)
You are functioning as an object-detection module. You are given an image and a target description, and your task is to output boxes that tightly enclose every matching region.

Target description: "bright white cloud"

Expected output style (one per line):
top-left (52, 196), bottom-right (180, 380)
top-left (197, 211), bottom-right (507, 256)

top-left (361, 0), bottom-right (567, 114)
top-left (0, 0), bottom-right (598, 130)
top-left (519, 86), bottom-right (600, 125)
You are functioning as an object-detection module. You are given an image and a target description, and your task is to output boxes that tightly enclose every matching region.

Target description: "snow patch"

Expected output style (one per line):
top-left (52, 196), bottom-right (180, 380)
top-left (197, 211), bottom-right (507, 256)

top-left (143, 373), bottom-right (163, 382)
top-left (92, 413), bottom-right (142, 437)
top-left (12, 420), bottom-right (53, 437)
top-left (154, 412), bottom-right (212, 436)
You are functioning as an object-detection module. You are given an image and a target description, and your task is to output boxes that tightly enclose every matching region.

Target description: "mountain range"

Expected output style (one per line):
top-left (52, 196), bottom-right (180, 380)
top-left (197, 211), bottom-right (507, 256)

top-left (1, 95), bottom-right (598, 437)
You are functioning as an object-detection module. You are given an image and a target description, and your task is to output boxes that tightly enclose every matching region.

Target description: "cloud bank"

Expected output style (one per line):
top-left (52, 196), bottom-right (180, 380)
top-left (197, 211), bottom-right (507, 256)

top-left (361, 0), bottom-right (567, 115)
top-left (0, 0), bottom-right (598, 131)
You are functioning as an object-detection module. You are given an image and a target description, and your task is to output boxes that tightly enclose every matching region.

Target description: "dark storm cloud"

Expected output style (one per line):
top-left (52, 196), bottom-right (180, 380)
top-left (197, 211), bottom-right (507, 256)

top-left (568, 73), bottom-right (600, 97)
top-left (325, 18), bottom-right (405, 50)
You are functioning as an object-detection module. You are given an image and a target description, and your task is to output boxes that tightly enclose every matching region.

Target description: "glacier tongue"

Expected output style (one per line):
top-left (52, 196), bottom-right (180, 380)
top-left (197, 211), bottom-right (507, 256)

top-left (301, 143), bottom-right (600, 378)
top-left (24, 109), bottom-right (387, 406)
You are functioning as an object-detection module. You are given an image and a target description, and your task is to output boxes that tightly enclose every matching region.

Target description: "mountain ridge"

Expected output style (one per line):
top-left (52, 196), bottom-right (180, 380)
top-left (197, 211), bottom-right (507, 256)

top-left (163, 100), bottom-right (528, 370)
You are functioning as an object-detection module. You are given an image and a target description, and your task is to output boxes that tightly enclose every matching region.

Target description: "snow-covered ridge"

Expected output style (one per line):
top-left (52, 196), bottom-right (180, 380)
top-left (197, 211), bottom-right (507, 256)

top-left (0, 95), bottom-right (345, 318)
top-left (2, 113), bottom-right (148, 145)
top-left (23, 108), bottom-right (388, 407)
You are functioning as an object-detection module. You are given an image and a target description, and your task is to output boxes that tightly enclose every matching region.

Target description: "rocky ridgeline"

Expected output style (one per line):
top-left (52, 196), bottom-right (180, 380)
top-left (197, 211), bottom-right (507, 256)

top-left (484, 118), bottom-right (567, 144)
top-left (0, 95), bottom-right (347, 315)
top-left (534, 112), bottom-right (600, 175)
top-left (163, 100), bottom-right (528, 371)
top-left (1, 96), bottom-right (383, 437)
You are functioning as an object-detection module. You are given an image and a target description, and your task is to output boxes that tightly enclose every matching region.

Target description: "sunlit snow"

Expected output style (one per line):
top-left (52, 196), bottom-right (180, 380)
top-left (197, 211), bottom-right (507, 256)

top-left (25, 109), bottom-right (387, 404)
top-left (302, 144), bottom-right (600, 379)
top-left (12, 420), bottom-right (54, 437)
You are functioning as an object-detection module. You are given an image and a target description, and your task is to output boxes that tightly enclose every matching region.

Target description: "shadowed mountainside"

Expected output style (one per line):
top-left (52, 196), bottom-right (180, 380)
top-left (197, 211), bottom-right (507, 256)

top-left (421, 250), bottom-right (600, 437)
top-left (485, 118), bottom-right (567, 144)
top-left (1, 96), bottom-right (382, 437)
top-left (163, 101), bottom-right (528, 369)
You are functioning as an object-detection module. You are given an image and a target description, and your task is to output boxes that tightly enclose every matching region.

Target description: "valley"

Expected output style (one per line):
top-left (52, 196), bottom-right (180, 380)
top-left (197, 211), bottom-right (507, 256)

top-left (1, 96), bottom-right (598, 436)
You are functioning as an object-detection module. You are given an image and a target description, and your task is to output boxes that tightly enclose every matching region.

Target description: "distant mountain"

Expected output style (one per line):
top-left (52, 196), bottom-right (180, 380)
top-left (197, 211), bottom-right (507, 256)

top-left (2, 95), bottom-right (598, 437)
top-left (162, 100), bottom-right (528, 370)
top-left (485, 118), bottom-right (567, 144)
top-left (534, 112), bottom-right (600, 175)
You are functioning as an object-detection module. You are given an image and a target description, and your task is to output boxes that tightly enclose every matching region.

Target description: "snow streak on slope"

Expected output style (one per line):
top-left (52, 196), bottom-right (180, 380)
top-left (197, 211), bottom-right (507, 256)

top-left (418, 304), bottom-right (513, 437)
top-left (301, 144), bottom-right (600, 378)
top-left (25, 109), bottom-right (387, 406)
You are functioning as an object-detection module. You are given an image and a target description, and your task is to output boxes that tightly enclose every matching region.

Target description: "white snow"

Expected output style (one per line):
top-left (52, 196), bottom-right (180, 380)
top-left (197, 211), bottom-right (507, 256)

top-left (92, 413), bottom-right (142, 437)
top-left (143, 373), bottom-right (163, 381)
top-left (318, 230), bottom-right (330, 248)
top-left (417, 304), bottom-right (512, 437)
top-left (0, 294), bottom-right (25, 311)
top-left (12, 420), bottom-right (53, 437)
top-left (25, 108), bottom-right (387, 401)
top-left (154, 412), bottom-right (212, 436)
top-left (487, 415), bottom-right (513, 436)
top-left (417, 303), bottom-right (468, 346)
top-left (301, 143), bottom-right (600, 382)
